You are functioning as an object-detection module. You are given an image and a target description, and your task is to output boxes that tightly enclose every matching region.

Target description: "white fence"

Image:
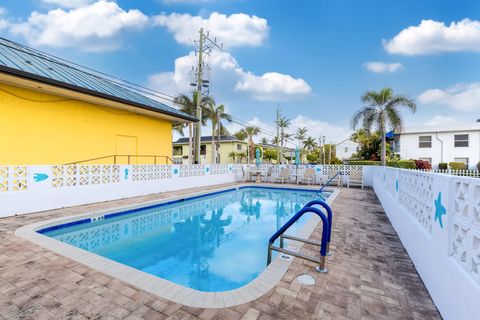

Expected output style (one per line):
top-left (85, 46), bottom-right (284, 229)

top-left (0, 164), bottom-right (373, 218)
top-left (413, 168), bottom-right (480, 178)
top-left (372, 166), bottom-right (480, 320)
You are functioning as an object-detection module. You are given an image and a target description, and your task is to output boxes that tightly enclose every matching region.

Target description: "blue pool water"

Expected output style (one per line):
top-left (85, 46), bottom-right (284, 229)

top-left (41, 187), bottom-right (327, 292)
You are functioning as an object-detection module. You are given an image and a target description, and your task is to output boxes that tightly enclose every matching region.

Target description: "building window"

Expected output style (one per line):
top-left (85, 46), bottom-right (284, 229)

top-left (237, 144), bottom-right (242, 151)
top-left (454, 157), bottom-right (469, 168)
top-left (173, 146), bottom-right (183, 156)
top-left (200, 145), bottom-right (206, 155)
top-left (454, 134), bottom-right (469, 147)
top-left (344, 147), bottom-right (348, 153)
top-left (419, 157), bottom-right (431, 163)
top-left (418, 136), bottom-right (432, 148)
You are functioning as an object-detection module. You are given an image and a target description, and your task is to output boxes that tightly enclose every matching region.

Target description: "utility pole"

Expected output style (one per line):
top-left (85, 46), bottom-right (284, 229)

top-left (191, 28), bottom-right (223, 164)
top-left (193, 28), bottom-right (204, 164)
top-left (276, 106), bottom-right (280, 165)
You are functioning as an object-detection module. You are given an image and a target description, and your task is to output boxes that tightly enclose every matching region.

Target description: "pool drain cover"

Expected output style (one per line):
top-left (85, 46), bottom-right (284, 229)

top-left (296, 274), bottom-right (315, 285)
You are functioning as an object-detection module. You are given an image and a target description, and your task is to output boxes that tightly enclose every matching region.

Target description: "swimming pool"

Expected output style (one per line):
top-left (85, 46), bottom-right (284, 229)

top-left (38, 186), bottom-right (329, 292)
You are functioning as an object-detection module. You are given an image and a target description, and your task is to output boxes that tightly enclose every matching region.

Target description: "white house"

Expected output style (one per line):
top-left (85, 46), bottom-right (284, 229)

top-left (336, 139), bottom-right (359, 160)
top-left (393, 122), bottom-right (480, 169)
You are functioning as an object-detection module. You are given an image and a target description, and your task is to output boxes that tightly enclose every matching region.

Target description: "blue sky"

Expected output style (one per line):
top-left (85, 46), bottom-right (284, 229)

top-left (0, 0), bottom-right (479, 145)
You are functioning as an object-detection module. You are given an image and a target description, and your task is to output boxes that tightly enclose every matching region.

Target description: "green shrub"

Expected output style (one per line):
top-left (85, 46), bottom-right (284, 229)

top-left (477, 162), bottom-right (480, 171)
top-left (347, 160), bottom-right (381, 166)
top-left (439, 162), bottom-right (448, 170)
top-left (387, 160), bottom-right (416, 169)
top-left (449, 162), bottom-right (467, 170)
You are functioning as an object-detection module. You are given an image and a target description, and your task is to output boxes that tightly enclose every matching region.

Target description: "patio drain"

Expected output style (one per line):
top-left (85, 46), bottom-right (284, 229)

top-left (296, 273), bottom-right (315, 285)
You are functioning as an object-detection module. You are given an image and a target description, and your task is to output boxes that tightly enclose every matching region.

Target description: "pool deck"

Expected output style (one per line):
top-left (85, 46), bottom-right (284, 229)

top-left (0, 184), bottom-right (441, 320)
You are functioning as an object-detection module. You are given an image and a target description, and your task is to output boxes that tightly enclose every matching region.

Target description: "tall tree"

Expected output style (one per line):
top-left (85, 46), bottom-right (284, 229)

top-left (233, 130), bottom-right (247, 141)
top-left (260, 137), bottom-right (269, 145)
top-left (351, 87), bottom-right (416, 165)
top-left (205, 103), bottom-right (232, 164)
top-left (276, 117), bottom-right (291, 164)
top-left (174, 91), bottom-right (213, 164)
top-left (243, 126), bottom-right (261, 164)
top-left (303, 136), bottom-right (318, 151)
top-left (295, 127), bottom-right (308, 148)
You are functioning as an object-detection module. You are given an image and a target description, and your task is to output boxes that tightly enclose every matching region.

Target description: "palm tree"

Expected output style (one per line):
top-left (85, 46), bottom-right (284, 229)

top-left (243, 126), bottom-right (261, 164)
top-left (295, 127), bottom-right (307, 148)
top-left (205, 104), bottom-right (232, 164)
top-left (276, 117), bottom-right (291, 164)
top-left (351, 87), bottom-right (416, 165)
top-left (174, 91), bottom-right (213, 164)
top-left (303, 136), bottom-right (318, 151)
top-left (233, 130), bottom-right (247, 141)
top-left (260, 137), bottom-right (269, 145)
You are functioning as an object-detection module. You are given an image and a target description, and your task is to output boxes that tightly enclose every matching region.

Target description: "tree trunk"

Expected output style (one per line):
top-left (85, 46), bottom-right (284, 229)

top-left (280, 128), bottom-right (284, 164)
top-left (249, 138), bottom-right (254, 164)
top-left (380, 114), bottom-right (386, 166)
top-left (217, 121), bottom-right (221, 164)
top-left (211, 125), bottom-right (215, 164)
top-left (188, 123), bottom-right (193, 164)
top-left (381, 131), bottom-right (386, 166)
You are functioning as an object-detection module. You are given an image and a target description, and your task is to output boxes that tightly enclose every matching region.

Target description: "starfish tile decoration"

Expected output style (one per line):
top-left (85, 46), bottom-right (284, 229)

top-left (434, 192), bottom-right (447, 229)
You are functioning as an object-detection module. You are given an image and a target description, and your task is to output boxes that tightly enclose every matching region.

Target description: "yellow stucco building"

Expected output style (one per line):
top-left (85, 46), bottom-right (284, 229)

top-left (0, 38), bottom-right (195, 165)
top-left (173, 136), bottom-right (249, 164)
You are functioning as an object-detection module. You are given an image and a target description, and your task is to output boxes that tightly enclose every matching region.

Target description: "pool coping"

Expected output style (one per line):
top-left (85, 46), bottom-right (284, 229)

top-left (14, 183), bottom-right (340, 309)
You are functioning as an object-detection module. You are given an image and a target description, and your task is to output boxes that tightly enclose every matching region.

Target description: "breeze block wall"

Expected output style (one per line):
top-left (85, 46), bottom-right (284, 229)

top-left (372, 166), bottom-right (480, 320)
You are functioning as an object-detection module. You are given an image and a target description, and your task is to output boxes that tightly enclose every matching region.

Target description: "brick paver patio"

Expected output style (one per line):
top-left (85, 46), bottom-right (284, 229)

top-left (0, 185), bottom-right (441, 320)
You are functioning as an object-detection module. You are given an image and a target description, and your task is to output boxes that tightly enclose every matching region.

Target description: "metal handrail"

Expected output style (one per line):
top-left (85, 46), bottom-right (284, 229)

top-left (318, 171), bottom-right (341, 193)
top-left (303, 200), bottom-right (333, 254)
top-left (64, 154), bottom-right (174, 165)
top-left (267, 206), bottom-right (330, 273)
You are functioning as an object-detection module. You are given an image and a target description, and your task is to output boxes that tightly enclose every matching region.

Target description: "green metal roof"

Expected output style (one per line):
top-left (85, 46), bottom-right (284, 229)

top-left (0, 37), bottom-right (196, 122)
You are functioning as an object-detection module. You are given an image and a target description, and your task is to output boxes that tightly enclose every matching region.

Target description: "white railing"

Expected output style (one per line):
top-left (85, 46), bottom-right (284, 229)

top-left (372, 166), bottom-right (480, 320)
top-left (413, 168), bottom-right (480, 178)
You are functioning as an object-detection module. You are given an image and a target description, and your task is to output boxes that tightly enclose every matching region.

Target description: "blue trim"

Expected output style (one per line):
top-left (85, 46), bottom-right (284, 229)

top-left (37, 186), bottom-right (329, 234)
top-left (38, 218), bottom-right (92, 234)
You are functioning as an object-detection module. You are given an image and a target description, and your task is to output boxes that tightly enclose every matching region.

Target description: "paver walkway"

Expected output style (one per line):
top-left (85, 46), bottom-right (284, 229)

top-left (0, 185), bottom-right (441, 320)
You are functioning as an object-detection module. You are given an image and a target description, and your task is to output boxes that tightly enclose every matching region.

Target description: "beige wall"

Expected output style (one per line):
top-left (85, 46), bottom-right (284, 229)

top-left (173, 140), bottom-right (248, 164)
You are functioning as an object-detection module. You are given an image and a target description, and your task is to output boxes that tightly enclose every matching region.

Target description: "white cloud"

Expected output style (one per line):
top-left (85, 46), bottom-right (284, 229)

top-left (363, 61), bottom-right (403, 73)
top-left (41, 0), bottom-right (96, 8)
top-left (384, 19), bottom-right (480, 55)
top-left (290, 115), bottom-right (351, 144)
top-left (235, 72), bottom-right (311, 101)
top-left (418, 83), bottom-right (480, 111)
top-left (9, 1), bottom-right (149, 52)
top-left (0, 8), bottom-right (8, 29)
top-left (147, 51), bottom-right (312, 101)
top-left (153, 12), bottom-right (269, 47)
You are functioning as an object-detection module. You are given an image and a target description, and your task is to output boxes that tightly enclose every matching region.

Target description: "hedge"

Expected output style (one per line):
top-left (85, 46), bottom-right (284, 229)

top-left (386, 160), bottom-right (416, 169)
top-left (449, 162), bottom-right (467, 170)
top-left (347, 160), bottom-right (381, 166)
top-left (439, 162), bottom-right (448, 170)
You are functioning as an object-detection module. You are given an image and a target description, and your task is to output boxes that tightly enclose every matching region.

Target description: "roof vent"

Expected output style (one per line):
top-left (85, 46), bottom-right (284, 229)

top-left (48, 67), bottom-right (54, 70)
top-left (24, 60), bottom-right (31, 64)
